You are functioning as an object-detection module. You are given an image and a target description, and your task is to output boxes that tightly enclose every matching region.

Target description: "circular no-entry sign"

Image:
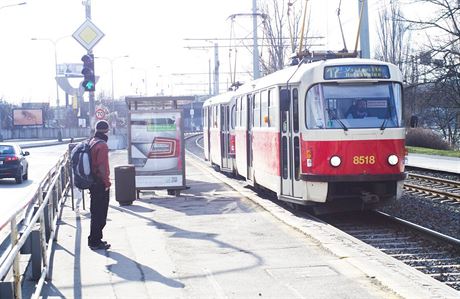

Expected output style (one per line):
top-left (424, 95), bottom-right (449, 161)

top-left (95, 108), bottom-right (106, 120)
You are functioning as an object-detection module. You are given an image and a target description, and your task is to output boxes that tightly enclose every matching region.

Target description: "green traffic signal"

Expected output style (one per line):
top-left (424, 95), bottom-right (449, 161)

top-left (82, 80), bottom-right (95, 90)
top-left (81, 54), bottom-right (95, 92)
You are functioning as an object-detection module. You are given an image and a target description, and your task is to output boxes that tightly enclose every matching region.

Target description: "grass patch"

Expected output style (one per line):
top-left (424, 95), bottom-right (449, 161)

top-left (407, 146), bottom-right (460, 158)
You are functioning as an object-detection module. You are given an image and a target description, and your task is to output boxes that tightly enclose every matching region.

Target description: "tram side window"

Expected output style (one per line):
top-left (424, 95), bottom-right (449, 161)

top-left (231, 104), bottom-right (236, 129)
top-left (213, 106), bottom-right (218, 128)
top-left (253, 92), bottom-right (261, 127)
top-left (235, 100), bottom-right (239, 127)
top-left (293, 88), bottom-right (299, 133)
top-left (261, 90), bottom-right (269, 127)
top-left (268, 88), bottom-right (277, 128)
top-left (204, 108), bottom-right (208, 127)
top-left (243, 96), bottom-right (249, 127)
top-left (240, 97), bottom-right (243, 127)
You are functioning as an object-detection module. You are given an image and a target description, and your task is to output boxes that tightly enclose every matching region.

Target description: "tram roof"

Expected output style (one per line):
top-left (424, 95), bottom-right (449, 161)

top-left (203, 58), bottom-right (401, 106)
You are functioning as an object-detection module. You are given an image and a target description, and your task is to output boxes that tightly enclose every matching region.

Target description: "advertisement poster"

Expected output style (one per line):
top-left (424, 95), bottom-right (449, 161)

top-left (13, 109), bottom-right (44, 126)
top-left (129, 110), bottom-right (184, 188)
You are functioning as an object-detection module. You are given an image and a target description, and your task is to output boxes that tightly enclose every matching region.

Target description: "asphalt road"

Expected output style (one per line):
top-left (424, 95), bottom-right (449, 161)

top-left (0, 144), bottom-right (68, 223)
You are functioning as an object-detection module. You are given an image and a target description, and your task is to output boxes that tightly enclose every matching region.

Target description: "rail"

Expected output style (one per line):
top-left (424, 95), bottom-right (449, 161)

top-left (0, 150), bottom-right (71, 299)
top-left (404, 173), bottom-right (460, 202)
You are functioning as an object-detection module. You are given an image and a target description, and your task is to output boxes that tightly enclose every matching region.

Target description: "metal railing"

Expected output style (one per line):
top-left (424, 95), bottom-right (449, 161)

top-left (0, 151), bottom-right (71, 299)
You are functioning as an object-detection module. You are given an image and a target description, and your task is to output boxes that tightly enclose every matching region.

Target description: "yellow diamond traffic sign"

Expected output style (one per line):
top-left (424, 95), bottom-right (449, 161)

top-left (72, 19), bottom-right (105, 51)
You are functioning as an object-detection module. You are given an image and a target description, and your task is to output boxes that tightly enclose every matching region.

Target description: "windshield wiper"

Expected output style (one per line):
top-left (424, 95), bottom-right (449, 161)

top-left (380, 118), bottom-right (388, 130)
top-left (380, 106), bottom-right (393, 130)
top-left (334, 118), bottom-right (348, 131)
top-left (328, 111), bottom-right (348, 131)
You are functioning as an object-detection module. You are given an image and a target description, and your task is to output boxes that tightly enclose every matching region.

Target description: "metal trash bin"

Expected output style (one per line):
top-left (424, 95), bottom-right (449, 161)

top-left (114, 165), bottom-right (136, 206)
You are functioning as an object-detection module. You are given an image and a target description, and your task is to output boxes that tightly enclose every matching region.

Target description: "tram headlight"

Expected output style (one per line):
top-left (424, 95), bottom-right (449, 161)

top-left (330, 155), bottom-right (341, 167)
top-left (388, 154), bottom-right (399, 166)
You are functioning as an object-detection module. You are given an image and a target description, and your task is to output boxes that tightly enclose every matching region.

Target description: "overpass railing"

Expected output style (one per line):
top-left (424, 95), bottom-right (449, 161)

top-left (0, 150), bottom-right (71, 299)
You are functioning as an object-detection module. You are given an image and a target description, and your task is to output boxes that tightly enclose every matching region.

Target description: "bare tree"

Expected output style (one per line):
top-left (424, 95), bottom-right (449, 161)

top-left (257, 0), bottom-right (308, 75)
top-left (374, 0), bottom-right (412, 78)
top-left (403, 0), bottom-right (460, 147)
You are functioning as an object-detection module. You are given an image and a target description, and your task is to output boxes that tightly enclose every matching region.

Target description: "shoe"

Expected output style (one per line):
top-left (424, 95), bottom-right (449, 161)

top-left (88, 240), bottom-right (109, 246)
top-left (89, 242), bottom-right (111, 250)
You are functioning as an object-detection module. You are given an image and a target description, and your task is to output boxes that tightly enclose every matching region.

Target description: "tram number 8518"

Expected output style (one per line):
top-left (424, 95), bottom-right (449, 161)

top-left (353, 155), bottom-right (376, 165)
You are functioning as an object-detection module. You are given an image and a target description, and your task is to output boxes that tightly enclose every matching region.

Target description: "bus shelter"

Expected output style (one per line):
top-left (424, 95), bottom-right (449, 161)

top-left (125, 96), bottom-right (193, 196)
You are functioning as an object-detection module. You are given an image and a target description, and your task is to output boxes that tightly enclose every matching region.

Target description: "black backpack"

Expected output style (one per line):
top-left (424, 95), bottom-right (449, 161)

top-left (70, 139), bottom-right (103, 189)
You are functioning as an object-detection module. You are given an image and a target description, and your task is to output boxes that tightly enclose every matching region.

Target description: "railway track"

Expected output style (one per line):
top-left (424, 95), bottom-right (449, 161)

top-left (404, 173), bottom-right (460, 203)
top-left (319, 211), bottom-right (460, 291)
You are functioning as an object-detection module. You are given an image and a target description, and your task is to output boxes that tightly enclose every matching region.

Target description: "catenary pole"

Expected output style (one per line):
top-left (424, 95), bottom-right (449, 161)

top-left (358, 0), bottom-right (370, 58)
top-left (252, 0), bottom-right (261, 79)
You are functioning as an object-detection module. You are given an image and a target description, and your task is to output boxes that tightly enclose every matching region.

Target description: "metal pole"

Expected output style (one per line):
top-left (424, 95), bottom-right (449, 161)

top-left (252, 0), bottom-right (261, 79)
top-left (208, 58), bottom-right (212, 95)
top-left (110, 60), bottom-right (115, 114)
top-left (144, 69), bottom-right (148, 95)
top-left (53, 42), bottom-right (60, 107)
top-left (85, 1), bottom-right (95, 130)
top-left (213, 43), bottom-right (219, 95)
top-left (11, 217), bottom-right (22, 298)
top-left (358, 0), bottom-right (370, 58)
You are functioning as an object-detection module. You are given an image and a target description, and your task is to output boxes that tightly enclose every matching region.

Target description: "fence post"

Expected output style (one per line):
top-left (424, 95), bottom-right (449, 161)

top-left (10, 217), bottom-right (22, 298)
top-left (38, 186), bottom-right (49, 281)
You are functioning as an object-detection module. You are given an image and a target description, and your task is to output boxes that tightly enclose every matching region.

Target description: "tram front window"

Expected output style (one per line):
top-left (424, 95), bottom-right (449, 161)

top-left (306, 82), bottom-right (403, 129)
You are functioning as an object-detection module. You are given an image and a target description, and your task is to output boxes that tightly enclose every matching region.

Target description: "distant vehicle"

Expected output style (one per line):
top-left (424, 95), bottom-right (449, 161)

top-left (0, 143), bottom-right (30, 184)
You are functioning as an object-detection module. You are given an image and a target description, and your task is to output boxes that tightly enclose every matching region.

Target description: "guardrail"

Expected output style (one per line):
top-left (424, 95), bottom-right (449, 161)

top-left (0, 150), bottom-right (71, 299)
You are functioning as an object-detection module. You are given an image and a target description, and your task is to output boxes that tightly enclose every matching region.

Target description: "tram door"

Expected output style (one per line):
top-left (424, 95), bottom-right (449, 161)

top-left (221, 105), bottom-right (231, 170)
top-left (280, 88), bottom-right (303, 199)
top-left (246, 94), bottom-right (254, 181)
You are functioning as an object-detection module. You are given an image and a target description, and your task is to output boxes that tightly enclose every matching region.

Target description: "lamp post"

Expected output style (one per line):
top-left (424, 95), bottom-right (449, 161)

top-left (31, 35), bottom-right (68, 107)
top-left (95, 55), bottom-right (129, 101)
top-left (0, 2), bottom-right (26, 11)
top-left (130, 67), bottom-right (148, 95)
top-left (0, 1), bottom-right (26, 138)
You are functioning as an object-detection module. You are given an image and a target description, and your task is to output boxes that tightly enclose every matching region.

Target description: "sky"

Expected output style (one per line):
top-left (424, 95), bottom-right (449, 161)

top-left (0, 0), bottom-right (430, 106)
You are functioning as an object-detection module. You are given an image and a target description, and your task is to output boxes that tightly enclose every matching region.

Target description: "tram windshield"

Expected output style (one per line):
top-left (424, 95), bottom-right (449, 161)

top-left (306, 82), bottom-right (403, 130)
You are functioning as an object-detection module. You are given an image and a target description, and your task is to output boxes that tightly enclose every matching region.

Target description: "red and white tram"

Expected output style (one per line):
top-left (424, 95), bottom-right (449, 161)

top-left (203, 58), bottom-right (406, 212)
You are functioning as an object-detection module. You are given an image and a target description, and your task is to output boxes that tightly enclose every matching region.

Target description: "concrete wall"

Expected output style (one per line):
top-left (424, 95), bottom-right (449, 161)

top-left (0, 127), bottom-right (90, 141)
top-left (0, 127), bottom-right (129, 149)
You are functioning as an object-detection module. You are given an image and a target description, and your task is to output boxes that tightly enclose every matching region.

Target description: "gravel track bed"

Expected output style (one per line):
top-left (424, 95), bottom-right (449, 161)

top-left (380, 168), bottom-right (460, 239)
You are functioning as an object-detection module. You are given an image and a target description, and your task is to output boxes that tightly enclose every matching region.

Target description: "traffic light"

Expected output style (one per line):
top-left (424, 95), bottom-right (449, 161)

top-left (81, 54), bottom-right (95, 92)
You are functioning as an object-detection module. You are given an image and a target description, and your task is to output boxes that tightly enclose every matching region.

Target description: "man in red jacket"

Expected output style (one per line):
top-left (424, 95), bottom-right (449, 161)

top-left (88, 120), bottom-right (111, 250)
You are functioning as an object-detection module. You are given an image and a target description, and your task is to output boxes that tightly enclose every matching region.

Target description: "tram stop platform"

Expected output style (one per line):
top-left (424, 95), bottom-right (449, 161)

top-left (25, 150), bottom-right (459, 298)
top-left (407, 153), bottom-right (460, 174)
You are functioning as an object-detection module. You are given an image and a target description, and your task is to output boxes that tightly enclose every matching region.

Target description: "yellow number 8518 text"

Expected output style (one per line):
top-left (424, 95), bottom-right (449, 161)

top-left (353, 155), bottom-right (376, 165)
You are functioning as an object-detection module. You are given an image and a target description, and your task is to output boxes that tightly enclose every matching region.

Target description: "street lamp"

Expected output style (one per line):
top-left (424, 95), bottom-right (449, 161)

top-left (0, 1), bottom-right (26, 137)
top-left (130, 67), bottom-right (148, 95)
top-left (31, 35), bottom-right (69, 107)
top-left (0, 2), bottom-right (26, 10)
top-left (95, 55), bottom-right (129, 101)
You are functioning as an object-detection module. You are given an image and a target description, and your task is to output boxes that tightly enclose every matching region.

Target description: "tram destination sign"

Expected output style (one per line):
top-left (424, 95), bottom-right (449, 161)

top-left (324, 65), bottom-right (390, 80)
